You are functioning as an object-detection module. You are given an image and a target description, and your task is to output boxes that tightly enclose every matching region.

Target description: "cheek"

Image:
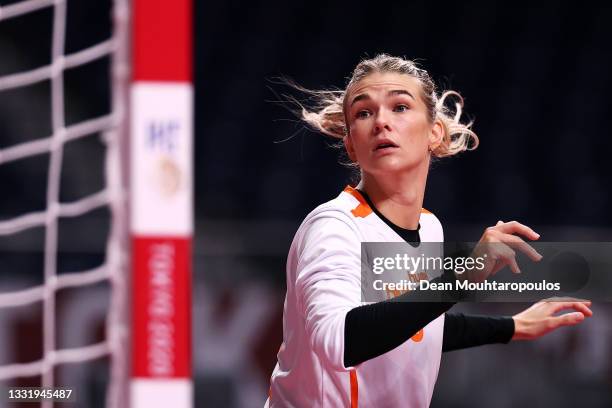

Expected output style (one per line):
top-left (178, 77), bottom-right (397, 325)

top-left (348, 124), bottom-right (370, 150)
top-left (398, 117), bottom-right (431, 146)
top-left (349, 119), bottom-right (368, 135)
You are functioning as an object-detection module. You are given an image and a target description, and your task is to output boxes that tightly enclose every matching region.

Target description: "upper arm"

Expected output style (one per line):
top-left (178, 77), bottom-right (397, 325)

top-left (294, 216), bottom-right (362, 370)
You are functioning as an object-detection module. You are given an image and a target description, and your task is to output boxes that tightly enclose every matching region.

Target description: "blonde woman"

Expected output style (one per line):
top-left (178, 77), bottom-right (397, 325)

top-left (266, 54), bottom-right (592, 408)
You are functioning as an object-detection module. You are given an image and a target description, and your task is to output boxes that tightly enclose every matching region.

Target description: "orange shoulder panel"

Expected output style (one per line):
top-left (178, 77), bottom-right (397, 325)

top-left (345, 186), bottom-right (432, 218)
top-left (343, 186), bottom-right (372, 218)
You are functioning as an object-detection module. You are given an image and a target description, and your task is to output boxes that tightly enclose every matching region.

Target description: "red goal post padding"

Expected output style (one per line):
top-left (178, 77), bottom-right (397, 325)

top-left (130, 0), bottom-right (193, 407)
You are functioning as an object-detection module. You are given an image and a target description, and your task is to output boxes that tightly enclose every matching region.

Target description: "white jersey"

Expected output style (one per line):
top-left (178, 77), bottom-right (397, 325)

top-left (267, 186), bottom-right (445, 408)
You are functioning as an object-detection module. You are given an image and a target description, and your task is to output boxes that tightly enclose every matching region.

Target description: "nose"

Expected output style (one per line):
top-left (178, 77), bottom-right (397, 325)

top-left (373, 109), bottom-right (391, 134)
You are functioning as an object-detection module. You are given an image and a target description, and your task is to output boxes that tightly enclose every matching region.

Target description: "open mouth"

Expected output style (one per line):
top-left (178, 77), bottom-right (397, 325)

top-left (375, 142), bottom-right (398, 151)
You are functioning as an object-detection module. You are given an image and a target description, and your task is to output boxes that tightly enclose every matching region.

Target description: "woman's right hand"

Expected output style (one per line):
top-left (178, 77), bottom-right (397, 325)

top-left (462, 220), bottom-right (543, 282)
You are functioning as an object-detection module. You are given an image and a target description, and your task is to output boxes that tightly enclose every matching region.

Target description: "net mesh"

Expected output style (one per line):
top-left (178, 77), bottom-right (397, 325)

top-left (0, 0), bottom-right (129, 406)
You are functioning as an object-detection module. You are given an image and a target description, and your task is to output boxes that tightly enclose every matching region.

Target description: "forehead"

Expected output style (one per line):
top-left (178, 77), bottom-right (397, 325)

top-left (348, 72), bottom-right (422, 101)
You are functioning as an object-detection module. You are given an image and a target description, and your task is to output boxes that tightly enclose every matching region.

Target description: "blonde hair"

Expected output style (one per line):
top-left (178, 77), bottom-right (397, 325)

top-left (299, 54), bottom-right (478, 158)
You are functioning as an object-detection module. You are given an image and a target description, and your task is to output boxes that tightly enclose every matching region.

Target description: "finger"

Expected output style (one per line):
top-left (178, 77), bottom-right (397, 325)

top-left (580, 305), bottom-right (593, 317)
top-left (508, 257), bottom-right (521, 274)
top-left (551, 312), bottom-right (585, 328)
top-left (477, 236), bottom-right (521, 276)
top-left (490, 257), bottom-right (514, 275)
top-left (549, 301), bottom-right (593, 317)
top-left (491, 259), bottom-right (505, 275)
top-left (498, 234), bottom-right (543, 261)
top-left (547, 301), bottom-right (591, 315)
top-left (494, 221), bottom-right (540, 240)
top-left (543, 297), bottom-right (591, 305)
top-left (494, 245), bottom-right (520, 274)
top-left (564, 303), bottom-right (592, 318)
top-left (496, 220), bottom-right (504, 226)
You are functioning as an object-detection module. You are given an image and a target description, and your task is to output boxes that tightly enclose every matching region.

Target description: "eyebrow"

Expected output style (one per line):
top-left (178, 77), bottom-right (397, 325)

top-left (350, 89), bottom-right (415, 106)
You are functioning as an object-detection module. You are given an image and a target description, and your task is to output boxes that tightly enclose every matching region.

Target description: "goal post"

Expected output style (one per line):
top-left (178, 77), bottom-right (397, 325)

top-left (0, 0), bottom-right (193, 406)
top-left (129, 0), bottom-right (193, 407)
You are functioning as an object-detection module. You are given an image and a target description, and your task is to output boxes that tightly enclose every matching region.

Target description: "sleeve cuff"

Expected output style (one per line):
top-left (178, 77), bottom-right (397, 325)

top-left (499, 316), bottom-right (515, 344)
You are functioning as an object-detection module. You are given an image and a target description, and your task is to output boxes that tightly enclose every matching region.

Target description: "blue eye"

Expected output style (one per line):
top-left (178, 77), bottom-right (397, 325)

top-left (394, 104), bottom-right (409, 112)
top-left (356, 110), bottom-right (371, 119)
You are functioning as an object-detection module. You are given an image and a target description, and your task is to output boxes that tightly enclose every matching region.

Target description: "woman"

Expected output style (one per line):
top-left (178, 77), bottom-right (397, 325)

top-left (266, 54), bottom-right (592, 407)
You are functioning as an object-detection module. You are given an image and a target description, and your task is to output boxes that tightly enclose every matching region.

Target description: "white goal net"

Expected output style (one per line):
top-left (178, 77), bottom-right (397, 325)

top-left (0, 0), bottom-right (129, 407)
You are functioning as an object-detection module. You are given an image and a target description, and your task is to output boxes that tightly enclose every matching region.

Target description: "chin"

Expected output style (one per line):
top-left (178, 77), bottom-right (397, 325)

top-left (367, 157), bottom-right (424, 176)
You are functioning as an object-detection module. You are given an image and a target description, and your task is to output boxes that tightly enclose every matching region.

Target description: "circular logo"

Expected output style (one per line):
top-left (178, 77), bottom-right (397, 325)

top-left (155, 156), bottom-right (182, 196)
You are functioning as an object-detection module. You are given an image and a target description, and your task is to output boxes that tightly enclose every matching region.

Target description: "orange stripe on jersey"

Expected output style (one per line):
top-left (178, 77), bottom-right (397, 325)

top-left (420, 208), bottom-right (432, 214)
top-left (349, 369), bottom-right (359, 408)
top-left (343, 186), bottom-right (372, 218)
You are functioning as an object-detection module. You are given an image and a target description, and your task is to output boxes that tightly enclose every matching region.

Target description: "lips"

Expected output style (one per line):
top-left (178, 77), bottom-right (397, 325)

top-left (374, 139), bottom-right (399, 151)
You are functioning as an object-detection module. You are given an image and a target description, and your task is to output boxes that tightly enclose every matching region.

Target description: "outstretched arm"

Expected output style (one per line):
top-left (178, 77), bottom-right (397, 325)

top-left (442, 299), bottom-right (593, 352)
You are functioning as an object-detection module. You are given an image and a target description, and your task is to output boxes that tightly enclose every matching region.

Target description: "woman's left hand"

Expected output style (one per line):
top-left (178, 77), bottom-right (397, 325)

top-left (512, 298), bottom-right (593, 340)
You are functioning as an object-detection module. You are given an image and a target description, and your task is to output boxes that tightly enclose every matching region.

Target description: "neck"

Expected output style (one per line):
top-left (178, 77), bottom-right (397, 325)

top-left (357, 161), bottom-right (430, 230)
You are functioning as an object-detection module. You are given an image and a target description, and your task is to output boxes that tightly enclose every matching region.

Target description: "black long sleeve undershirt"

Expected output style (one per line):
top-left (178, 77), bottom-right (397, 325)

top-left (442, 313), bottom-right (515, 352)
top-left (344, 303), bottom-right (515, 366)
top-left (343, 190), bottom-right (515, 368)
top-left (344, 284), bottom-right (455, 367)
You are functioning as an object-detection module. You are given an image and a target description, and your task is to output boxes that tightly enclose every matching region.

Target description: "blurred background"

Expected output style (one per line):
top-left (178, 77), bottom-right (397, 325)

top-left (1, 0), bottom-right (611, 407)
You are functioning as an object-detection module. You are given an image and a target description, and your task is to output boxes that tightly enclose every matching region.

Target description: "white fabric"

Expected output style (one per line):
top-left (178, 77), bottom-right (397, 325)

top-left (267, 188), bottom-right (445, 407)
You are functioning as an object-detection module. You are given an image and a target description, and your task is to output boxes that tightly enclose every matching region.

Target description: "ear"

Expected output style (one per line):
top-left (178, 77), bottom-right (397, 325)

top-left (428, 120), bottom-right (444, 152)
top-left (343, 134), bottom-right (357, 162)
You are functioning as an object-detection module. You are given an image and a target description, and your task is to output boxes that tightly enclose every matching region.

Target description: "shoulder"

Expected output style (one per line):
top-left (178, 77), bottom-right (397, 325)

top-left (301, 187), bottom-right (367, 229)
top-left (291, 187), bottom-right (368, 251)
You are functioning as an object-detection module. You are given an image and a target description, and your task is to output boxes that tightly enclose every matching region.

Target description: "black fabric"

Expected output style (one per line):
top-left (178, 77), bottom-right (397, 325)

top-left (358, 190), bottom-right (420, 246)
top-left (342, 189), bottom-right (514, 367)
top-left (442, 313), bottom-right (515, 352)
top-left (344, 283), bottom-right (455, 367)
